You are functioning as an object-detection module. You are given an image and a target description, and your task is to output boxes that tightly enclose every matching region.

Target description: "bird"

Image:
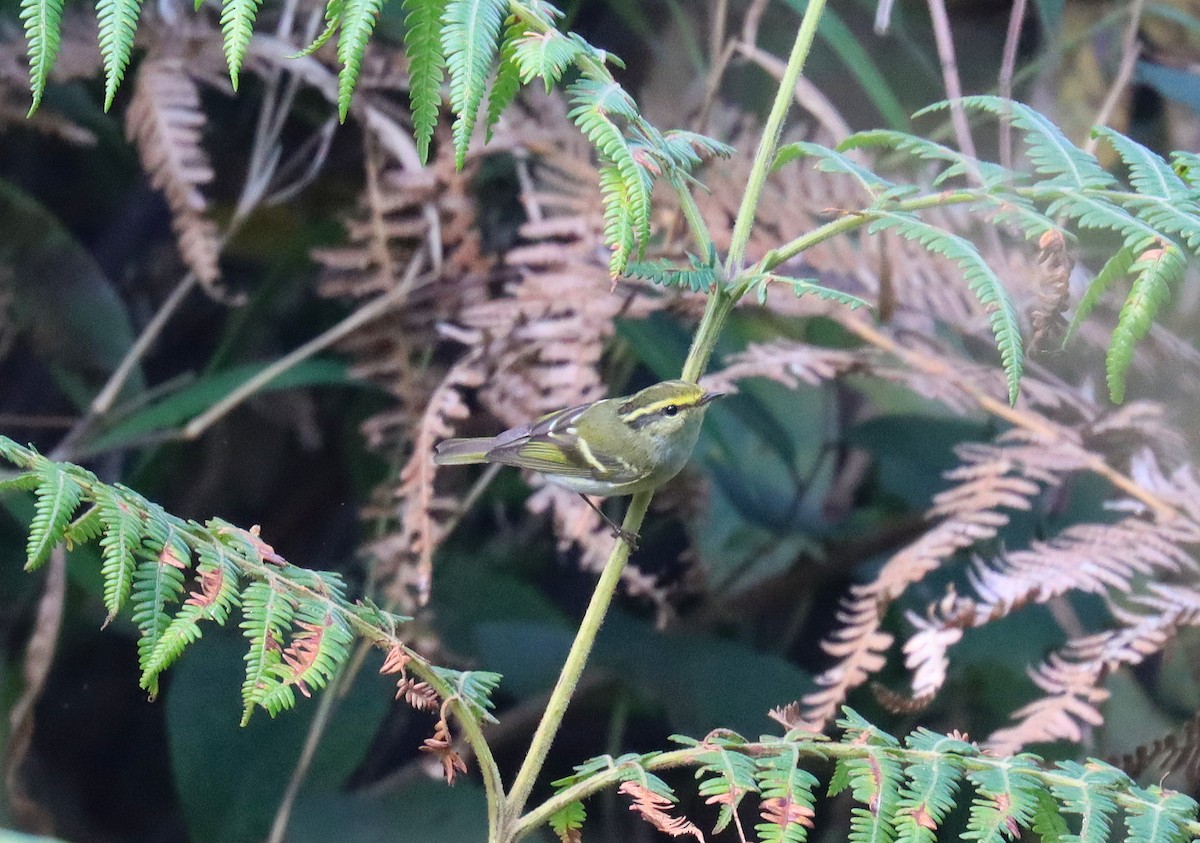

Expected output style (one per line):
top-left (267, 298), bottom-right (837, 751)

top-left (433, 379), bottom-right (722, 546)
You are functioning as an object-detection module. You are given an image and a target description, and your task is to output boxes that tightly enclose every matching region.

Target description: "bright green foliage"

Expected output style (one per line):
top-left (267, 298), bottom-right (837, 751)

top-left (1049, 760), bottom-right (1124, 843)
top-left (834, 710), bottom-right (904, 843)
top-left (96, 0), bottom-right (143, 110)
top-left (748, 273), bottom-right (873, 310)
top-left (1126, 787), bottom-right (1200, 843)
top-left (337, 0), bottom-right (386, 122)
top-left (20, 0), bottom-right (64, 114)
top-left (484, 21), bottom-right (523, 143)
top-left (442, 0), bottom-right (508, 168)
top-left (405, 0), bottom-right (448, 161)
top-left (775, 141), bottom-right (905, 200)
top-left (25, 462), bottom-right (83, 571)
top-left (96, 485), bottom-right (146, 620)
top-left (1107, 244), bottom-right (1186, 402)
top-left (141, 541), bottom-right (242, 688)
top-left (963, 755), bottom-right (1043, 843)
top-left (754, 746), bottom-right (819, 843)
top-left (626, 252), bottom-right (720, 292)
top-left (0, 437), bottom-right (457, 730)
top-left (691, 736), bottom-right (761, 834)
top-left (548, 800), bottom-right (586, 839)
top-left (894, 729), bottom-right (974, 843)
top-left (512, 30), bottom-right (585, 91)
top-left (220, 0), bottom-right (264, 91)
top-left (869, 211), bottom-right (1024, 404)
top-left (1063, 246), bottom-right (1135, 347)
top-left (292, 0), bottom-right (343, 58)
top-left (238, 579), bottom-right (299, 724)
top-left (133, 511), bottom-right (191, 697)
top-left (842, 130), bottom-right (1009, 187)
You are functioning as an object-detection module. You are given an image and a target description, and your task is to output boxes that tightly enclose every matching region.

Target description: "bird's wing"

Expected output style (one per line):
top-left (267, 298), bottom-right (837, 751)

top-left (485, 403), bottom-right (641, 482)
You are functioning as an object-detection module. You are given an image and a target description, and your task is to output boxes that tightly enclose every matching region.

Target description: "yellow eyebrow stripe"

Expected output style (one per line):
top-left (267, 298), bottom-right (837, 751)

top-left (618, 396), bottom-right (700, 423)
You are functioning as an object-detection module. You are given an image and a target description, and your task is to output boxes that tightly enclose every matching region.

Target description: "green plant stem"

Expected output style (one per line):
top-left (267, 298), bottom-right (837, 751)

top-left (724, 0), bottom-right (827, 277)
top-left (503, 490), bottom-right (651, 825)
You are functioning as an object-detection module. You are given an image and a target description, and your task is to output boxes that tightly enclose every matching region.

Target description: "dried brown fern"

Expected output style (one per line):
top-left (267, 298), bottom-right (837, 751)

top-left (125, 49), bottom-right (222, 292)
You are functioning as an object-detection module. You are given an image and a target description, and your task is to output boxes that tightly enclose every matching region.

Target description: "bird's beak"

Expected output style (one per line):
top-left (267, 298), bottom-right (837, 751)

top-left (699, 390), bottom-right (724, 406)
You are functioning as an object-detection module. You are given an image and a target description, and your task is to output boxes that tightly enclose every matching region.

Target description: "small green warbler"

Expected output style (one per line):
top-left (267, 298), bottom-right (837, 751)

top-left (433, 379), bottom-right (722, 544)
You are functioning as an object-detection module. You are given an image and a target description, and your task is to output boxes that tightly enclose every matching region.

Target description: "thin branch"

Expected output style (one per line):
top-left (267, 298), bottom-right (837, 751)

top-left (998, 0), bottom-right (1028, 171)
top-left (1083, 0), bottom-right (1146, 155)
top-left (182, 251), bottom-right (430, 440)
top-left (925, 0), bottom-right (980, 171)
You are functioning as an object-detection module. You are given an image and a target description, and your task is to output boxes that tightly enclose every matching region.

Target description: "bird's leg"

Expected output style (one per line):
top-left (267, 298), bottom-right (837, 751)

top-left (578, 494), bottom-right (640, 550)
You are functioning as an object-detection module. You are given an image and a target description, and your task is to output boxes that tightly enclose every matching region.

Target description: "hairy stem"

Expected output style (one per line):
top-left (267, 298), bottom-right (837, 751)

top-left (503, 491), bottom-right (651, 826)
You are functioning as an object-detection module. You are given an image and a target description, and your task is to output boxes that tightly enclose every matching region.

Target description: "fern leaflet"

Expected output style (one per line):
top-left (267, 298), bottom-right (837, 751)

top-left (1125, 787), bottom-right (1198, 843)
top-left (25, 463), bottom-right (84, 571)
top-left (336, 0), bottom-right (385, 122)
top-left (404, 0), bottom-right (447, 161)
top-left (755, 746), bottom-right (819, 843)
top-left (895, 729), bottom-right (973, 843)
top-left (963, 755), bottom-right (1043, 843)
top-left (219, 0), bottom-right (264, 91)
top-left (1108, 243), bottom-right (1186, 402)
top-left (21, 0), bottom-right (64, 115)
top-left (442, 0), bottom-right (508, 168)
top-left (96, 486), bottom-right (145, 620)
top-left (1048, 760), bottom-right (1123, 843)
top-left (239, 579), bottom-right (298, 724)
top-left (96, 0), bottom-right (143, 110)
top-left (133, 512), bottom-right (190, 697)
top-left (1062, 245), bottom-right (1135, 347)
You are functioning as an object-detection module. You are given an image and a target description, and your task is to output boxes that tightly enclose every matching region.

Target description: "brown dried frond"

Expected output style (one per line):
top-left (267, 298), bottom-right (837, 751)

top-left (759, 796), bottom-right (815, 832)
top-left (280, 618), bottom-right (330, 697)
top-left (125, 50), bottom-right (222, 294)
top-left (1028, 229), bottom-right (1074, 353)
top-left (618, 781), bottom-right (705, 841)
top-left (1115, 709), bottom-right (1200, 789)
top-left (871, 682), bottom-right (936, 715)
top-left (380, 645), bottom-right (413, 675)
top-left (396, 676), bottom-right (439, 711)
top-left (420, 709), bottom-right (469, 784)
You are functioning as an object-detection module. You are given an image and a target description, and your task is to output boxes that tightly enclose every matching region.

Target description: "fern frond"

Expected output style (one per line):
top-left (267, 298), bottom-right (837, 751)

top-left (1046, 193), bottom-right (1160, 251)
top-left (142, 541), bottom-right (242, 686)
top-left (239, 580), bottom-right (298, 725)
top-left (96, 486), bottom-right (145, 620)
top-left (337, 0), bottom-right (386, 122)
top-left (512, 29), bottom-right (584, 91)
top-left (693, 737), bottom-right (760, 834)
top-left (932, 97), bottom-right (1115, 190)
top-left (291, 0), bottom-right (343, 58)
top-left (625, 254), bottom-right (719, 292)
top-left (432, 666), bottom-right (502, 722)
top-left (442, 0), bottom-right (507, 167)
top-left (21, 0), bottom-right (64, 115)
top-left (836, 711), bottom-right (903, 843)
top-left (1049, 760), bottom-right (1123, 843)
top-left (895, 729), bottom-right (974, 843)
top-left (1094, 127), bottom-right (1192, 200)
top-left (755, 746), bottom-right (819, 843)
top-left (25, 462), bottom-right (84, 571)
top-left (1062, 246), bottom-right (1135, 347)
top-left (963, 755), bottom-right (1043, 843)
top-left (0, 471), bottom-right (40, 496)
top-left (484, 21), bottom-right (523, 143)
top-left (63, 505), bottom-right (104, 548)
top-left (404, 0), bottom-right (447, 160)
top-left (1108, 243), bottom-right (1187, 402)
top-left (257, 602), bottom-right (353, 717)
top-left (548, 801), bottom-right (586, 841)
top-left (133, 511), bottom-right (190, 697)
top-left (658, 129), bottom-right (735, 171)
top-left (840, 129), bottom-right (1009, 187)
top-left (219, 0), bottom-right (264, 91)
top-left (96, 0), bottom-right (143, 110)
top-left (749, 273), bottom-right (872, 310)
top-left (1124, 786), bottom-right (1198, 843)
top-left (775, 141), bottom-right (901, 200)
top-left (869, 211), bottom-right (1023, 403)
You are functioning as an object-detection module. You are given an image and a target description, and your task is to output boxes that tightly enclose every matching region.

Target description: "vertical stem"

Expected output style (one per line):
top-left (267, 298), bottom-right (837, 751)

top-left (724, 0), bottom-right (827, 277)
top-left (504, 491), bottom-right (652, 823)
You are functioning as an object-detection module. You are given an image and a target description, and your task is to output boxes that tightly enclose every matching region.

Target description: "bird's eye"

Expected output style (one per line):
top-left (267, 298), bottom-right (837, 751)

top-left (663, 404), bottom-right (679, 417)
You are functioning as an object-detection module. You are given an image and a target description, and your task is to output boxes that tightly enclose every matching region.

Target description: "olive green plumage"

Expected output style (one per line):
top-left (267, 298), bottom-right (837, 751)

top-left (433, 379), bottom-right (722, 498)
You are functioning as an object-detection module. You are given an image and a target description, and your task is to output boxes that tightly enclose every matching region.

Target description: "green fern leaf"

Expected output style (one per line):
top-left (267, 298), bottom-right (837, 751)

top-left (750, 273), bottom-right (872, 310)
top-left (291, 0), bottom-right (343, 58)
top-left (219, 0), bottom-right (264, 91)
top-left (1169, 151), bottom-right (1200, 188)
top-left (694, 739), bottom-right (759, 834)
top-left (869, 211), bottom-right (1023, 403)
top-left (775, 142), bottom-right (901, 199)
top-left (484, 21), bottom-right (522, 143)
top-left (142, 541), bottom-right (242, 686)
top-left (894, 729), bottom-right (974, 843)
top-left (1032, 788), bottom-right (1069, 843)
top-left (21, 0), bottom-right (64, 114)
top-left (755, 747), bottom-right (819, 843)
top-left (239, 580), bottom-right (298, 724)
top-left (0, 471), bottom-right (41, 496)
top-left (25, 463), bottom-right (83, 571)
top-left (1093, 126), bottom-right (1191, 200)
top-left (548, 800), bottom-right (586, 840)
top-left (1062, 246), bottom-right (1135, 348)
top-left (257, 602), bottom-right (353, 717)
top-left (1107, 243), bottom-right (1187, 402)
top-left (1048, 760), bottom-right (1123, 843)
top-left (840, 129), bottom-right (1010, 187)
top-left (836, 712), bottom-right (903, 843)
top-left (1123, 785), bottom-right (1197, 843)
top-left (512, 29), bottom-right (584, 91)
top-left (658, 129), bottom-right (735, 171)
top-left (432, 666), bottom-right (502, 722)
top-left (971, 194), bottom-right (1059, 242)
top-left (96, 487), bottom-right (146, 620)
top-left (405, 0), bottom-right (447, 161)
top-left (625, 254), bottom-right (719, 292)
top-left (931, 97), bottom-right (1115, 190)
top-left (336, 0), bottom-right (386, 122)
top-left (963, 756), bottom-right (1043, 843)
top-left (598, 162), bottom-right (636, 276)
top-left (133, 512), bottom-right (190, 697)
top-left (96, 0), bottom-right (144, 110)
top-left (63, 505), bottom-right (104, 548)
top-left (442, 0), bottom-right (508, 167)
top-left (1047, 193), bottom-right (1160, 250)
top-left (1122, 195), bottom-right (1200, 255)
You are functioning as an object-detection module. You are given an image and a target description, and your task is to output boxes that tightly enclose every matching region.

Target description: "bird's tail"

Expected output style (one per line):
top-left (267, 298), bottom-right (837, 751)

top-left (433, 437), bottom-right (495, 465)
